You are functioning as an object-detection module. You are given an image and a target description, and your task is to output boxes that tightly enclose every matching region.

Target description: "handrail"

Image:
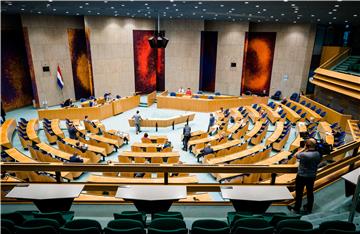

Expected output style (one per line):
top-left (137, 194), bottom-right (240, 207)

top-left (320, 47), bottom-right (351, 69)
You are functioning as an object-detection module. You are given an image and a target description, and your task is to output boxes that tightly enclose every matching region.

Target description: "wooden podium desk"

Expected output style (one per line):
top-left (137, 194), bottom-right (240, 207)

top-left (157, 95), bottom-right (268, 112)
top-left (38, 103), bottom-right (113, 120)
top-left (128, 113), bottom-right (195, 128)
top-left (112, 95), bottom-right (140, 115)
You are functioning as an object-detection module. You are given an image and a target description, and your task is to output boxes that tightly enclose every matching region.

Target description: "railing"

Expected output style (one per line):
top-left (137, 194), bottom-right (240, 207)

top-left (1, 141), bottom-right (359, 203)
top-left (146, 90), bottom-right (157, 106)
top-left (319, 47), bottom-right (351, 69)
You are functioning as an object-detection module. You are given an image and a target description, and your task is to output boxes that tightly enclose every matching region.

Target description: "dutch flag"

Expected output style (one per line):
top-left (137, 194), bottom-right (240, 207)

top-left (57, 65), bottom-right (64, 89)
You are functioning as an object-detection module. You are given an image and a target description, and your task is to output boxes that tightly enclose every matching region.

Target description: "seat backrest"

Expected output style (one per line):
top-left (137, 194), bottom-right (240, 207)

top-left (64, 219), bottom-right (102, 231)
top-left (269, 214), bottom-right (301, 226)
top-left (153, 212), bottom-right (183, 220)
top-left (192, 219), bottom-right (228, 229)
top-left (22, 218), bottom-right (60, 229)
top-left (104, 227), bottom-right (145, 234)
top-left (234, 226), bottom-right (274, 234)
top-left (1, 219), bottom-right (15, 233)
top-left (59, 227), bottom-right (101, 234)
top-left (323, 229), bottom-right (360, 234)
top-left (279, 227), bottom-right (315, 234)
top-left (192, 226), bottom-right (230, 234)
top-left (109, 218), bottom-right (144, 229)
top-left (232, 218), bottom-right (270, 230)
top-left (276, 219), bottom-right (313, 232)
top-left (1, 212), bottom-right (25, 225)
top-left (15, 225), bottom-right (58, 234)
top-left (149, 218), bottom-right (186, 230)
top-left (319, 221), bottom-right (356, 233)
top-left (34, 212), bottom-right (66, 225)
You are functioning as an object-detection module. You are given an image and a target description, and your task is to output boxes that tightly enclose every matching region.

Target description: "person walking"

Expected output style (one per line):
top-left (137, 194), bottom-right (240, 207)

top-left (288, 138), bottom-right (322, 214)
top-left (132, 110), bottom-right (142, 134)
top-left (207, 113), bottom-right (215, 132)
top-left (182, 123), bottom-right (191, 151)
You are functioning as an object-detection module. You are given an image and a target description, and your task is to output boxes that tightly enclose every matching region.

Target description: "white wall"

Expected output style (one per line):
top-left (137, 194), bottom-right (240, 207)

top-left (162, 19), bottom-right (204, 92)
top-left (21, 15), bottom-right (82, 106)
top-left (205, 21), bottom-right (249, 95)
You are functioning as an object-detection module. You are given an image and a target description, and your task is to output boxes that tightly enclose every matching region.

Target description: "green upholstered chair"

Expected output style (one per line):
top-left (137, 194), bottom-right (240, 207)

top-left (59, 227), bottom-right (101, 234)
top-left (15, 225), bottom-right (58, 234)
top-left (104, 227), bottom-right (145, 234)
top-left (63, 219), bottom-right (102, 232)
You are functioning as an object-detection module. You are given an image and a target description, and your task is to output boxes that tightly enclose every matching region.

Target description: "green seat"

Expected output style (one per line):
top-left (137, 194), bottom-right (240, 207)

top-left (15, 225), bottom-right (58, 234)
top-left (2, 212), bottom-right (26, 225)
top-left (59, 227), bottom-right (101, 234)
top-left (226, 211), bottom-right (253, 225)
top-left (319, 221), bottom-right (356, 233)
top-left (148, 218), bottom-right (187, 234)
top-left (1, 227), bottom-right (12, 234)
top-left (104, 227), bottom-right (145, 234)
top-left (269, 214), bottom-right (301, 226)
top-left (114, 212), bottom-right (146, 225)
top-left (1, 219), bottom-right (15, 233)
top-left (153, 212), bottom-right (183, 220)
top-left (233, 226), bottom-right (274, 234)
top-left (279, 227), bottom-right (314, 234)
top-left (192, 219), bottom-right (228, 229)
top-left (64, 219), bottom-right (102, 232)
top-left (17, 211), bottom-right (39, 220)
top-left (262, 212), bottom-right (287, 222)
top-left (148, 229), bottom-right (188, 234)
top-left (276, 219), bottom-right (313, 233)
top-left (192, 226), bottom-right (230, 234)
top-left (22, 218), bottom-right (60, 230)
top-left (324, 229), bottom-right (360, 234)
top-left (231, 214), bottom-right (264, 226)
top-left (34, 212), bottom-right (72, 226)
top-left (232, 218), bottom-right (270, 233)
top-left (108, 219), bottom-right (144, 230)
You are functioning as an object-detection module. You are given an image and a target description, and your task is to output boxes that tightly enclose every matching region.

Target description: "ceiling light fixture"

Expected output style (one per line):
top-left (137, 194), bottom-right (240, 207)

top-left (148, 12), bottom-right (169, 49)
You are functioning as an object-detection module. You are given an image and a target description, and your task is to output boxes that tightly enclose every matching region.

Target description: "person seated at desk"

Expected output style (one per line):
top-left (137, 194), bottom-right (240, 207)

top-left (63, 98), bottom-right (73, 107)
top-left (141, 133), bottom-right (151, 143)
top-left (104, 92), bottom-right (112, 101)
top-left (89, 99), bottom-right (96, 107)
top-left (178, 87), bottom-right (185, 93)
top-left (67, 123), bottom-right (77, 140)
top-left (75, 141), bottom-right (88, 152)
top-left (185, 88), bottom-right (192, 96)
top-left (276, 105), bottom-right (283, 113)
top-left (163, 140), bottom-right (172, 149)
top-left (69, 153), bottom-right (83, 163)
top-left (281, 97), bottom-right (287, 105)
top-left (198, 143), bottom-right (214, 162)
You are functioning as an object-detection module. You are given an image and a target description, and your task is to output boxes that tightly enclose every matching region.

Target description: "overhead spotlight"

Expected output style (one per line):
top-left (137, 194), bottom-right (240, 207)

top-left (148, 13), bottom-right (169, 49)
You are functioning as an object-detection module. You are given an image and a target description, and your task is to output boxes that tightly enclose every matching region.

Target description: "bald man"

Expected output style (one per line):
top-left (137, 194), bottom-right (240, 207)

top-left (289, 138), bottom-right (321, 214)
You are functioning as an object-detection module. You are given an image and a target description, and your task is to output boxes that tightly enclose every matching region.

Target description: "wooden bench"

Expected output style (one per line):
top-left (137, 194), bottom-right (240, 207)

top-left (84, 120), bottom-right (106, 134)
top-left (250, 122), bottom-right (269, 145)
top-left (276, 103), bottom-right (300, 123)
top-left (0, 119), bottom-right (16, 149)
top-left (244, 121), bottom-right (263, 140)
top-left (62, 138), bottom-right (105, 162)
top-left (193, 139), bottom-right (243, 157)
top-left (103, 130), bottom-right (128, 146)
top-left (88, 134), bottom-right (120, 154)
top-left (244, 106), bottom-right (260, 123)
top-left (142, 135), bottom-right (168, 144)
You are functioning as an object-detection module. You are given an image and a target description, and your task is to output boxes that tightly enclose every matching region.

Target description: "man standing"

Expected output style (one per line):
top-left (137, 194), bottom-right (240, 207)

top-left (207, 113), bottom-right (215, 132)
top-left (288, 138), bottom-right (321, 214)
top-left (132, 110), bottom-right (142, 135)
top-left (182, 123), bottom-right (191, 151)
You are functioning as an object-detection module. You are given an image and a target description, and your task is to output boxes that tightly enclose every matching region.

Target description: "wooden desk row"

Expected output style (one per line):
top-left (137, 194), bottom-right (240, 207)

top-left (216, 151), bottom-right (295, 182)
top-left (142, 135), bottom-right (168, 144)
top-left (128, 113), bottom-right (195, 128)
top-left (290, 122), bottom-right (307, 152)
top-left (193, 139), bottom-right (242, 157)
top-left (147, 90), bottom-right (157, 107)
top-left (38, 95), bottom-right (140, 120)
top-left (0, 119), bottom-right (16, 149)
top-left (3, 148), bottom-right (73, 181)
top-left (287, 99), bottom-right (322, 121)
top-left (26, 119), bottom-right (40, 144)
top-left (205, 144), bottom-right (267, 164)
top-left (131, 142), bottom-right (170, 152)
top-left (157, 95), bottom-right (268, 112)
top-left (259, 104), bottom-right (280, 124)
top-left (299, 95), bottom-right (352, 129)
top-left (118, 151), bottom-right (180, 164)
top-left (276, 103), bottom-right (300, 123)
top-left (265, 121), bottom-right (284, 146)
top-left (60, 138), bottom-right (105, 163)
top-left (244, 106), bottom-right (260, 123)
top-left (78, 134), bottom-right (119, 155)
top-left (87, 174), bottom-right (198, 184)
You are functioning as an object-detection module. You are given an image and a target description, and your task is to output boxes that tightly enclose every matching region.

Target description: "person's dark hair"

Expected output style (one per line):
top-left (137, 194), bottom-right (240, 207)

top-left (136, 110), bottom-right (139, 114)
top-left (144, 133), bottom-right (148, 138)
top-left (75, 142), bottom-right (80, 147)
top-left (85, 115), bottom-right (88, 119)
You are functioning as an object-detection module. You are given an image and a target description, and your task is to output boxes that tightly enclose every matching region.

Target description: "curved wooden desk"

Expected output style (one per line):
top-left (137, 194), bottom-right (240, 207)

top-left (277, 103), bottom-right (300, 123)
top-left (287, 99), bottom-right (321, 121)
top-left (157, 95), bottom-right (268, 112)
top-left (290, 122), bottom-right (307, 152)
top-left (112, 95), bottom-right (140, 115)
top-left (63, 138), bottom-right (106, 156)
top-left (104, 130), bottom-right (128, 146)
top-left (206, 144), bottom-right (266, 164)
top-left (259, 104), bottom-right (280, 124)
top-left (244, 121), bottom-right (263, 140)
top-left (244, 106), bottom-right (260, 123)
top-left (265, 122), bottom-right (284, 146)
top-left (51, 119), bottom-right (65, 138)
top-left (26, 119), bottom-right (40, 143)
top-left (0, 119), bottom-right (16, 149)
top-left (128, 113), bottom-right (195, 129)
top-left (318, 121), bottom-right (334, 145)
top-left (193, 139), bottom-right (242, 156)
top-left (131, 143), bottom-right (168, 152)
